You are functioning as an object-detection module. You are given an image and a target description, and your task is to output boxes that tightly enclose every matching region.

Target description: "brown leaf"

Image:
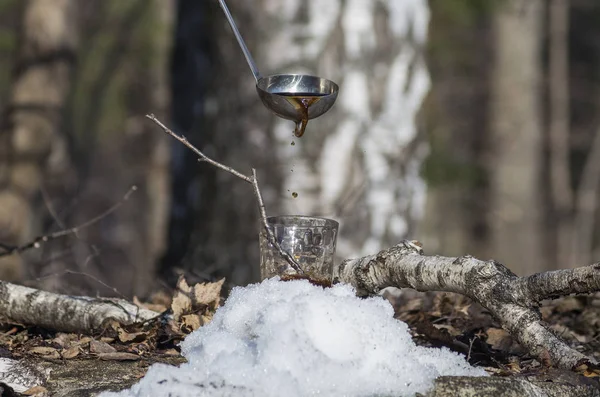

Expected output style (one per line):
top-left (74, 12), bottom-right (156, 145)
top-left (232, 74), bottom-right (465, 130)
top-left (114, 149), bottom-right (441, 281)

top-left (192, 278), bottom-right (225, 310)
top-left (485, 328), bottom-right (513, 351)
top-left (181, 314), bottom-right (202, 333)
top-left (29, 346), bottom-right (60, 359)
top-left (201, 313), bottom-right (213, 324)
top-left (574, 362), bottom-right (600, 378)
top-left (90, 339), bottom-right (116, 354)
top-left (171, 290), bottom-right (193, 322)
top-left (61, 346), bottom-right (80, 359)
top-left (176, 275), bottom-right (191, 294)
top-left (432, 324), bottom-right (461, 337)
top-left (117, 328), bottom-right (147, 344)
top-left (52, 333), bottom-right (76, 348)
top-left (22, 386), bottom-right (48, 396)
top-left (98, 352), bottom-right (140, 361)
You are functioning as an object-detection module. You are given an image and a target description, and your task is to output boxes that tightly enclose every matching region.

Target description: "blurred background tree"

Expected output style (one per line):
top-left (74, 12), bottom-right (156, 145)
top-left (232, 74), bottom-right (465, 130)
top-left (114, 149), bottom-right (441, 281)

top-left (0, 0), bottom-right (599, 296)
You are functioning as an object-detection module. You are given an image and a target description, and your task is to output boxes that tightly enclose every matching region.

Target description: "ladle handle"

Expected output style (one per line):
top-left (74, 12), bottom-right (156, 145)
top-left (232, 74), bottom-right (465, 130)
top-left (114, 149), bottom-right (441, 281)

top-left (218, 0), bottom-right (262, 83)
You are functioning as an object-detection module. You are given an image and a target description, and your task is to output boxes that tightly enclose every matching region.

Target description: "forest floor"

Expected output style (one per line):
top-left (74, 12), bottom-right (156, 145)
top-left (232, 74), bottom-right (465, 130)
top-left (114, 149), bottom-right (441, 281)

top-left (1, 278), bottom-right (599, 395)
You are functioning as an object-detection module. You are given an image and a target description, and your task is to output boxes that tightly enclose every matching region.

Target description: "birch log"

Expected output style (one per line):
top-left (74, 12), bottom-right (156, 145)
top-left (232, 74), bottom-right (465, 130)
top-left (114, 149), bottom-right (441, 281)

top-left (0, 281), bottom-right (158, 333)
top-left (336, 240), bottom-right (599, 370)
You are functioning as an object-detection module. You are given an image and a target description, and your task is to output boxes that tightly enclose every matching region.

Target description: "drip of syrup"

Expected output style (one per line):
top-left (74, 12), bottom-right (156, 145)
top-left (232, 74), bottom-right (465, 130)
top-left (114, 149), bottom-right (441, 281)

top-left (276, 92), bottom-right (327, 137)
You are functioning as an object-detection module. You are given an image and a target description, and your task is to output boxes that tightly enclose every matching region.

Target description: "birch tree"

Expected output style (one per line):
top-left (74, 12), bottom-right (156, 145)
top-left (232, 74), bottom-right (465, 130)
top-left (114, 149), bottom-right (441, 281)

top-left (488, 0), bottom-right (545, 275)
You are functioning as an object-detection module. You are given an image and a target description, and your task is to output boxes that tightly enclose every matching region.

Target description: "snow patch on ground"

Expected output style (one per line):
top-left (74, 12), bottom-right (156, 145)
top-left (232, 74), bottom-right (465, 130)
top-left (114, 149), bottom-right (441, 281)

top-left (102, 279), bottom-right (486, 397)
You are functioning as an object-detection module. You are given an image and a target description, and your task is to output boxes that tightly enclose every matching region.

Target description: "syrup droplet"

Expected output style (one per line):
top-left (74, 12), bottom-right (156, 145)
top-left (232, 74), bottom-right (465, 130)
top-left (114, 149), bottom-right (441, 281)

top-left (292, 192), bottom-right (298, 198)
top-left (291, 141), bottom-right (295, 146)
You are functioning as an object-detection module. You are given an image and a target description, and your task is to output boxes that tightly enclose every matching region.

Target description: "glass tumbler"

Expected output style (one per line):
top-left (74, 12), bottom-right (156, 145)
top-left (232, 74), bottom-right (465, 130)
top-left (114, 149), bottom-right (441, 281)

top-left (259, 215), bottom-right (339, 281)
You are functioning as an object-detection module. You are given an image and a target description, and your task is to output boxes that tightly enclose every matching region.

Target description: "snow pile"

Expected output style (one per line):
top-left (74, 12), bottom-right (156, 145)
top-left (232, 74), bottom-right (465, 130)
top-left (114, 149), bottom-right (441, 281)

top-left (103, 279), bottom-right (487, 397)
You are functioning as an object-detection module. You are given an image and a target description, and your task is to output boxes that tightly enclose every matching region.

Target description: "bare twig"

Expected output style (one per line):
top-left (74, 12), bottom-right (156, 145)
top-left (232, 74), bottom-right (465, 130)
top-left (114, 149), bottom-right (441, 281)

top-left (0, 186), bottom-right (138, 258)
top-left (145, 114), bottom-right (251, 182)
top-left (145, 114), bottom-right (303, 274)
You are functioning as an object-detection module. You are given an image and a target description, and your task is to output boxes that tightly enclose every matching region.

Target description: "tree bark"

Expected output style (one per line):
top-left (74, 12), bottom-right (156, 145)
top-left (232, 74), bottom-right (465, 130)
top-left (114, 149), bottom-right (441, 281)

top-left (336, 240), bottom-right (598, 370)
top-left (0, 280), bottom-right (158, 334)
top-left (488, 0), bottom-right (545, 275)
top-left (0, 0), bottom-right (78, 281)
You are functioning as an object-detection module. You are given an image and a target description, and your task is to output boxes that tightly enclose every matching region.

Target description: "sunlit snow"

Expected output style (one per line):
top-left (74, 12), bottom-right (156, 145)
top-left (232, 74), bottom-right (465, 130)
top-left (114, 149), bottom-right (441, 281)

top-left (102, 279), bottom-right (486, 397)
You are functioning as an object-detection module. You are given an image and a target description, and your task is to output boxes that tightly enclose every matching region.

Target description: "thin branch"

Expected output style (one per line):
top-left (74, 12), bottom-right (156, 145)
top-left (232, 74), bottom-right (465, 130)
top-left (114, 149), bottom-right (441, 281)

top-left (0, 186), bottom-right (138, 258)
top-left (145, 114), bottom-right (252, 183)
top-left (145, 114), bottom-right (303, 274)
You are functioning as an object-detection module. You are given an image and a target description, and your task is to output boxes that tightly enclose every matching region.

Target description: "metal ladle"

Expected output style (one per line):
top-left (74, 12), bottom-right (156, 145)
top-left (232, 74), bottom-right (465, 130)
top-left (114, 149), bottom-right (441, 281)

top-left (218, 0), bottom-right (339, 137)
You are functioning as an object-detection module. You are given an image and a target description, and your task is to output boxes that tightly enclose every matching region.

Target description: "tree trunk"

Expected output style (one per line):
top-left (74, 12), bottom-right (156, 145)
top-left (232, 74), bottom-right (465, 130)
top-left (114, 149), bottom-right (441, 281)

top-left (173, 0), bottom-right (431, 285)
top-left (548, 0), bottom-right (574, 268)
top-left (0, 0), bottom-right (78, 281)
top-left (488, 0), bottom-right (545, 275)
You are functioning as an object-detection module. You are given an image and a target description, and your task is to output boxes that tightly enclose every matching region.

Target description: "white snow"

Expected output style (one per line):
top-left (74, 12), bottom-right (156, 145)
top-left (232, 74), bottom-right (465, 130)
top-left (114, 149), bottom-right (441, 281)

top-left (102, 279), bottom-right (487, 397)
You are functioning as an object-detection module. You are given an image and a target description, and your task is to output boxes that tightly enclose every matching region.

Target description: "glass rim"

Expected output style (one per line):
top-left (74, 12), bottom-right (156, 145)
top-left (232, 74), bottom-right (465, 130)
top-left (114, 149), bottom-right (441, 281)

top-left (266, 215), bottom-right (339, 229)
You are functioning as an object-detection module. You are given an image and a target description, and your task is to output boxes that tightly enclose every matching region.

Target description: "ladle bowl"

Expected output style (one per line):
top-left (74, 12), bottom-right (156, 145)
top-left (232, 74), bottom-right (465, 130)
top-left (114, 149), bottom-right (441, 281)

top-left (256, 74), bottom-right (339, 122)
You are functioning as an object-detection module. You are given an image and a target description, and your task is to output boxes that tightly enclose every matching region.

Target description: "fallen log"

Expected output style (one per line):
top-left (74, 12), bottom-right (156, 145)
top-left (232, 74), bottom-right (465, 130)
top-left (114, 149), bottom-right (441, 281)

top-left (336, 240), bottom-right (600, 370)
top-left (0, 281), bottom-right (159, 333)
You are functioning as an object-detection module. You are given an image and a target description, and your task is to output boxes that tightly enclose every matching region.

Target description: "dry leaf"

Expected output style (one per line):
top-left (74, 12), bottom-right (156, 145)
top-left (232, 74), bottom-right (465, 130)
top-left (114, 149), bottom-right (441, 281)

top-left (485, 328), bottom-right (513, 351)
top-left (61, 346), bottom-right (80, 359)
top-left (171, 276), bottom-right (224, 321)
top-left (117, 328), bottom-right (147, 344)
top-left (22, 386), bottom-right (48, 396)
top-left (52, 333), bottom-right (76, 348)
top-left (432, 324), bottom-right (461, 336)
top-left (456, 304), bottom-right (471, 317)
top-left (181, 314), bottom-right (202, 332)
top-left (193, 278), bottom-right (225, 309)
top-left (171, 288), bottom-right (193, 322)
top-left (98, 352), bottom-right (140, 361)
top-left (100, 337), bottom-right (115, 344)
top-left (29, 346), bottom-right (60, 359)
top-left (201, 313), bottom-right (213, 324)
top-left (90, 340), bottom-right (116, 354)
top-left (176, 276), bottom-right (191, 294)
top-left (575, 363), bottom-right (600, 378)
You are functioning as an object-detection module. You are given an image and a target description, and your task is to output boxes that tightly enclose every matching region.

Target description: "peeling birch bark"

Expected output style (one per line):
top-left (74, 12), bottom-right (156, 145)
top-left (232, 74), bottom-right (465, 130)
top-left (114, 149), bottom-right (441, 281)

top-left (0, 281), bottom-right (159, 333)
top-left (336, 240), bottom-right (599, 370)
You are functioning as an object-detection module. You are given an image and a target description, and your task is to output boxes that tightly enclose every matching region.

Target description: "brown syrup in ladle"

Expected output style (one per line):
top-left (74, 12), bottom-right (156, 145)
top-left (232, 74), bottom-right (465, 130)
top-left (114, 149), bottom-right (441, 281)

top-left (276, 93), bottom-right (328, 137)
